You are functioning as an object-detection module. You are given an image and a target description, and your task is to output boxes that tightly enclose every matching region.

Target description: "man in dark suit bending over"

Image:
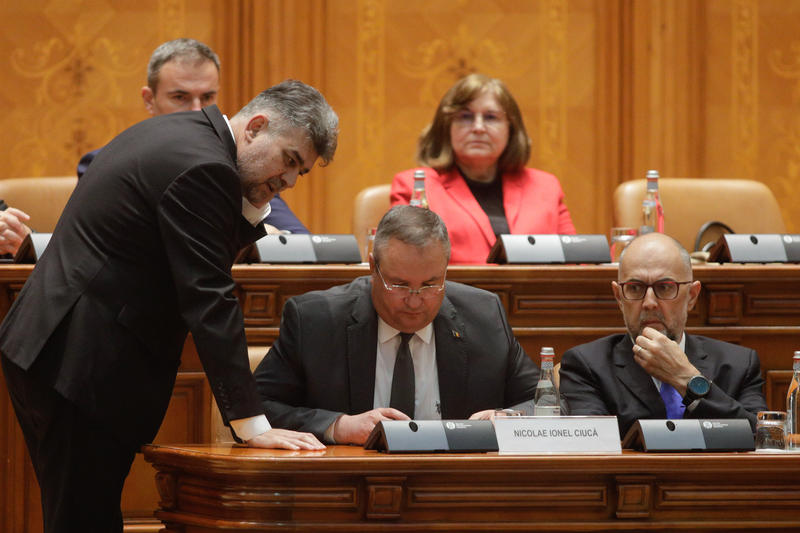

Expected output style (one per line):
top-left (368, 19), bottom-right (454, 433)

top-left (560, 232), bottom-right (766, 437)
top-left (0, 79), bottom-right (337, 532)
top-left (254, 205), bottom-right (539, 445)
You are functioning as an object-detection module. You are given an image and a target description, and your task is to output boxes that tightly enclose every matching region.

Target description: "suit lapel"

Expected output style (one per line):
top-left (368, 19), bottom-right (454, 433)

top-left (346, 280), bottom-right (380, 413)
top-left (684, 334), bottom-right (711, 378)
top-left (433, 291), bottom-right (468, 418)
top-left (202, 105), bottom-right (237, 163)
top-left (440, 169), bottom-right (496, 246)
top-left (502, 172), bottom-right (524, 230)
top-left (612, 336), bottom-right (666, 417)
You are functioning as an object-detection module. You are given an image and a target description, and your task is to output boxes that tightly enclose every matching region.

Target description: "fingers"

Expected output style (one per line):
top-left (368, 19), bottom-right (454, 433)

top-left (376, 407), bottom-right (410, 420)
top-left (248, 429), bottom-right (326, 450)
top-left (468, 409), bottom-right (495, 420)
top-left (3, 207), bottom-right (31, 223)
top-left (0, 209), bottom-right (32, 255)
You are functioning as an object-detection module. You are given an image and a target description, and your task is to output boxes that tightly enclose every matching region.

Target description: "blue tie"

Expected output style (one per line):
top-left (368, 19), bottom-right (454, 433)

top-left (660, 382), bottom-right (685, 419)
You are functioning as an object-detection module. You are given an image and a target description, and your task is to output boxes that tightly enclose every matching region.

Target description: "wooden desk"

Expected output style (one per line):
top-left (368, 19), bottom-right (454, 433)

top-left (143, 443), bottom-right (800, 532)
top-left (2, 263), bottom-right (800, 531)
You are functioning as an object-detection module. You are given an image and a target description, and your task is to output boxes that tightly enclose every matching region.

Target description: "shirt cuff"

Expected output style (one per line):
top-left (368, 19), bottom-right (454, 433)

top-left (230, 414), bottom-right (271, 442)
top-left (324, 415), bottom-right (342, 444)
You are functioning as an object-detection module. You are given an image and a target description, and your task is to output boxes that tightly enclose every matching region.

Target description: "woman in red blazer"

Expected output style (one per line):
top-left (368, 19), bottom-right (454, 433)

top-left (391, 74), bottom-right (575, 264)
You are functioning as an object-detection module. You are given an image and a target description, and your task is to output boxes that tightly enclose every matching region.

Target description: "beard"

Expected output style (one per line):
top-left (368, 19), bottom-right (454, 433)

top-left (626, 311), bottom-right (680, 341)
top-left (238, 153), bottom-right (279, 207)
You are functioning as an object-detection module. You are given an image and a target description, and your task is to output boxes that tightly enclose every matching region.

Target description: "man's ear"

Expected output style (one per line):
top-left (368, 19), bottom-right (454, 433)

top-left (686, 280), bottom-right (702, 311)
top-left (141, 86), bottom-right (156, 115)
top-left (245, 114), bottom-right (269, 141)
top-left (611, 281), bottom-right (624, 311)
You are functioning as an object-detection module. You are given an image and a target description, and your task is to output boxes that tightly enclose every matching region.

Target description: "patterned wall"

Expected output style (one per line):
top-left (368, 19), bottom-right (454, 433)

top-left (0, 0), bottom-right (213, 178)
top-left (1, 0), bottom-right (798, 236)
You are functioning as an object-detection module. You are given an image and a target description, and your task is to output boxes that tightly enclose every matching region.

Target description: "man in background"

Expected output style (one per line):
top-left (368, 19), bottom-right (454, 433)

top-left (1, 79), bottom-right (337, 532)
top-left (560, 232), bottom-right (767, 437)
top-left (254, 205), bottom-right (539, 445)
top-left (77, 38), bottom-right (309, 234)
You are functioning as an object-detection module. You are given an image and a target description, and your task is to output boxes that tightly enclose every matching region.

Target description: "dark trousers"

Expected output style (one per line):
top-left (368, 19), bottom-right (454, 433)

top-left (2, 353), bottom-right (137, 533)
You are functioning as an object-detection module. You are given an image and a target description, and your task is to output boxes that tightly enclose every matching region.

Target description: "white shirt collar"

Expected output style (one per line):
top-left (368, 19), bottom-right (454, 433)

top-left (223, 114), bottom-right (272, 227)
top-left (242, 198), bottom-right (271, 226)
top-left (377, 316), bottom-right (434, 345)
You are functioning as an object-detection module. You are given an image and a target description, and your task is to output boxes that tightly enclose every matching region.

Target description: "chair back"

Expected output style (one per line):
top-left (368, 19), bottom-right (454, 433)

top-left (0, 176), bottom-right (78, 233)
top-left (352, 184), bottom-right (391, 260)
top-left (612, 178), bottom-right (786, 251)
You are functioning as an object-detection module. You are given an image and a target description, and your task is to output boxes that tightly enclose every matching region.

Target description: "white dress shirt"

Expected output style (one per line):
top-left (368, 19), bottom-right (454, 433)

top-left (374, 318), bottom-right (441, 420)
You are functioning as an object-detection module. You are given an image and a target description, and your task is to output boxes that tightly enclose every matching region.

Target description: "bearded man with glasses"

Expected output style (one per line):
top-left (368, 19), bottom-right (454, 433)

top-left (560, 232), bottom-right (766, 437)
top-left (253, 205), bottom-right (539, 445)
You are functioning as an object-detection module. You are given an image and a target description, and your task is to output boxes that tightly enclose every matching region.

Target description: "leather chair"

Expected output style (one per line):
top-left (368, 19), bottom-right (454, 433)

top-left (612, 178), bottom-right (786, 252)
top-left (352, 184), bottom-right (391, 261)
top-left (0, 176), bottom-right (78, 233)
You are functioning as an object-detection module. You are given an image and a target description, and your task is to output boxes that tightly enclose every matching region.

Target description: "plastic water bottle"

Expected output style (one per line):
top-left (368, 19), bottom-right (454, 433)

top-left (787, 351), bottom-right (800, 450)
top-left (409, 170), bottom-right (429, 209)
top-left (640, 169), bottom-right (664, 234)
top-left (534, 347), bottom-right (560, 416)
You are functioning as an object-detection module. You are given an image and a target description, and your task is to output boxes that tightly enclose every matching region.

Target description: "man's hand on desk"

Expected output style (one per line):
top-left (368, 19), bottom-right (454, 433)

top-left (333, 408), bottom-right (409, 445)
top-left (0, 207), bottom-right (32, 255)
top-left (468, 409), bottom-right (497, 420)
top-left (247, 428), bottom-right (325, 450)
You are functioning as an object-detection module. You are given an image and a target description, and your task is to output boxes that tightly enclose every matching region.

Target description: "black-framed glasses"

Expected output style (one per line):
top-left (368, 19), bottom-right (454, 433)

top-left (619, 280), bottom-right (693, 300)
top-left (374, 262), bottom-right (445, 300)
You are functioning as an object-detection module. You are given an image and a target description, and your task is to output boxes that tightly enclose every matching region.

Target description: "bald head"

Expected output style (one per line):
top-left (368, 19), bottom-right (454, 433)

top-left (619, 233), bottom-right (692, 282)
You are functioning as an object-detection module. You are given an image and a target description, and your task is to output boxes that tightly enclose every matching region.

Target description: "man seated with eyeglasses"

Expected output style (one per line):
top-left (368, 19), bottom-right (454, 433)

top-left (253, 205), bottom-right (539, 445)
top-left (560, 232), bottom-right (767, 437)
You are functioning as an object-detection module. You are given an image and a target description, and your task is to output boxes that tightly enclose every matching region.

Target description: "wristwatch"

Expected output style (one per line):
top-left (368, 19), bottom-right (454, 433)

top-left (682, 375), bottom-right (712, 405)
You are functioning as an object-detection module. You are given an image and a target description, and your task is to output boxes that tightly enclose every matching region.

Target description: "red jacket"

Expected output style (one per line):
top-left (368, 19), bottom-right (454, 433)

top-left (391, 167), bottom-right (575, 264)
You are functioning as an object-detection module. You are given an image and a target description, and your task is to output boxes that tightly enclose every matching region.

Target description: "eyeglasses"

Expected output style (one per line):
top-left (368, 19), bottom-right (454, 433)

top-left (452, 109), bottom-right (507, 129)
top-left (619, 280), bottom-right (693, 300)
top-left (374, 263), bottom-right (445, 299)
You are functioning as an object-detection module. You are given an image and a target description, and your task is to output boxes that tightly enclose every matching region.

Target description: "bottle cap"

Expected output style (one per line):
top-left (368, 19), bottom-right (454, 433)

top-left (413, 169), bottom-right (425, 179)
top-left (794, 351), bottom-right (800, 359)
top-left (540, 347), bottom-right (555, 357)
top-left (646, 170), bottom-right (659, 190)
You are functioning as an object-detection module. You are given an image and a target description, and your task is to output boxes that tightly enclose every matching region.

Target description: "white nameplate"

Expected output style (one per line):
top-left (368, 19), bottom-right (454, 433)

top-left (494, 416), bottom-right (621, 454)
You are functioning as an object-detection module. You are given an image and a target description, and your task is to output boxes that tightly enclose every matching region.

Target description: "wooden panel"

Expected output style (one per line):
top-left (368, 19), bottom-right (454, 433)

top-left (121, 372), bottom-right (212, 526)
top-left (142, 444), bottom-right (800, 531)
top-left (0, 0), bottom-right (216, 178)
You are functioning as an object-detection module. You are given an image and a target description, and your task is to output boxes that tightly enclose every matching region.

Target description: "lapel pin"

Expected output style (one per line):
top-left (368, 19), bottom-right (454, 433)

top-left (452, 330), bottom-right (461, 338)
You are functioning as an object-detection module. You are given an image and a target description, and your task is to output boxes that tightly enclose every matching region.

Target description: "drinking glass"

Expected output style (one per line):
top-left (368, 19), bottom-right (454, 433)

top-left (610, 227), bottom-right (637, 263)
top-left (755, 411), bottom-right (786, 451)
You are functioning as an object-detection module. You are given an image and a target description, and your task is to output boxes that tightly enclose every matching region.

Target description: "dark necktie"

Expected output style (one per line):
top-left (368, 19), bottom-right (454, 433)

top-left (390, 332), bottom-right (415, 418)
top-left (660, 382), bottom-right (686, 419)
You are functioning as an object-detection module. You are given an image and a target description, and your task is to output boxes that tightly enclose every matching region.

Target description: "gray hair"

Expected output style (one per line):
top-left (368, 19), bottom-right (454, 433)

top-left (373, 206), bottom-right (451, 263)
top-left (234, 79), bottom-right (339, 165)
top-left (234, 80), bottom-right (339, 166)
top-left (147, 38), bottom-right (220, 92)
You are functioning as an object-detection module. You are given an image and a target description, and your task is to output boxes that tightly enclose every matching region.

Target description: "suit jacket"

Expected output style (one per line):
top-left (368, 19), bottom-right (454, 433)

top-left (0, 105), bottom-right (265, 446)
top-left (253, 276), bottom-right (539, 438)
top-left (391, 167), bottom-right (576, 264)
top-left (560, 333), bottom-right (767, 437)
top-left (78, 147), bottom-right (309, 234)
